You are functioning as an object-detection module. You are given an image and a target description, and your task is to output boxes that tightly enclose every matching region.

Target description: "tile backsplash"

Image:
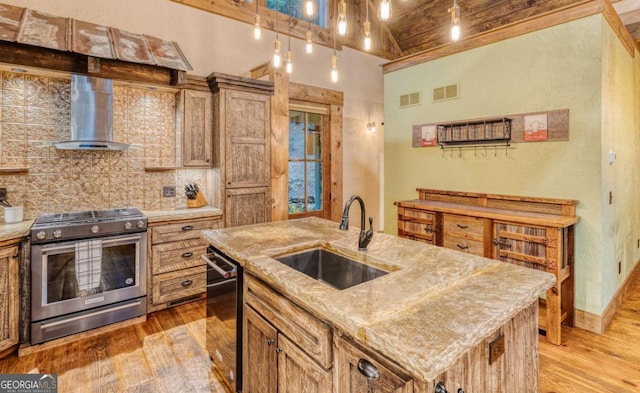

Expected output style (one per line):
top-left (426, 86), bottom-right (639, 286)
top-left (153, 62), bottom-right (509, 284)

top-left (0, 71), bottom-right (212, 221)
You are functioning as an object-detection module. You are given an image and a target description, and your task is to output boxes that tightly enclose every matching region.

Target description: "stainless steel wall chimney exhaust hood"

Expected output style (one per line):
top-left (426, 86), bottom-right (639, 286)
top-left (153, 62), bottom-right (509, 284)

top-left (55, 75), bottom-right (128, 151)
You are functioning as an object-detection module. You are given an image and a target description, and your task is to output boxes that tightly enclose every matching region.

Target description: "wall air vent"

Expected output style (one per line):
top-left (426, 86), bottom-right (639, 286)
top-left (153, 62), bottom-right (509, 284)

top-left (399, 92), bottom-right (421, 108)
top-left (433, 83), bottom-right (459, 102)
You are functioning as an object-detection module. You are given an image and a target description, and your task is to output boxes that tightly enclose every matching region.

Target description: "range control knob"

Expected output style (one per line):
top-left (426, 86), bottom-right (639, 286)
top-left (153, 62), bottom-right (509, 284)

top-left (36, 231), bottom-right (47, 240)
top-left (53, 229), bottom-right (62, 239)
top-left (124, 221), bottom-right (132, 230)
top-left (136, 221), bottom-right (145, 229)
top-left (91, 225), bottom-right (99, 234)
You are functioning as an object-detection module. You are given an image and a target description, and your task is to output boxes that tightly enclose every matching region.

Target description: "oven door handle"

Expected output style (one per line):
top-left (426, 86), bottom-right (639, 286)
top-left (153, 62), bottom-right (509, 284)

top-left (201, 254), bottom-right (236, 279)
top-left (99, 235), bottom-right (144, 245)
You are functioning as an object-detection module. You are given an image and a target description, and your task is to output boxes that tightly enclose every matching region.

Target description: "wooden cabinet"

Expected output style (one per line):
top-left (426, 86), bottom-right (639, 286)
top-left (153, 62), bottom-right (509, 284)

top-left (208, 72), bottom-right (274, 228)
top-left (442, 213), bottom-right (491, 256)
top-left (243, 274), bottom-right (332, 392)
top-left (0, 244), bottom-right (19, 358)
top-left (395, 189), bottom-right (578, 345)
top-left (148, 218), bottom-right (221, 311)
top-left (336, 335), bottom-right (413, 393)
top-left (397, 206), bottom-right (439, 245)
top-left (178, 89), bottom-right (213, 168)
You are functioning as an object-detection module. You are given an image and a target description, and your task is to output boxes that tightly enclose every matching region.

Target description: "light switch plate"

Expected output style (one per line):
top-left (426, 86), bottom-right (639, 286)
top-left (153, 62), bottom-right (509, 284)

top-left (163, 186), bottom-right (176, 197)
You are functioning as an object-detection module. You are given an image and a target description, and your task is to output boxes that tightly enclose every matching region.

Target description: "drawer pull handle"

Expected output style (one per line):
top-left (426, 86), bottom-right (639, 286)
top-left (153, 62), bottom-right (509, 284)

top-left (456, 244), bottom-right (469, 250)
top-left (357, 359), bottom-right (380, 379)
top-left (181, 252), bottom-right (193, 258)
top-left (181, 280), bottom-right (193, 287)
top-left (456, 224), bottom-right (469, 229)
top-left (182, 225), bottom-right (194, 231)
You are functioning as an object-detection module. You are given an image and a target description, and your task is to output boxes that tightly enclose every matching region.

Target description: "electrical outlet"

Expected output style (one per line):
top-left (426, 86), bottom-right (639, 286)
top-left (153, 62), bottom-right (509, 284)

top-left (0, 187), bottom-right (6, 201)
top-left (162, 186), bottom-right (176, 197)
top-left (488, 333), bottom-right (505, 365)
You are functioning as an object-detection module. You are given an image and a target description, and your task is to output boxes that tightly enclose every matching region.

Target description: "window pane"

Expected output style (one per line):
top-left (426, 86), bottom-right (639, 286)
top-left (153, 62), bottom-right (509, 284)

top-left (307, 162), bottom-right (322, 211)
top-left (306, 113), bottom-right (322, 160)
top-left (288, 161), bottom-right (305, 213)
top-left (265, 0), bottom-right (328, 27)
top-left (289, 110), bottom-right (304, 159)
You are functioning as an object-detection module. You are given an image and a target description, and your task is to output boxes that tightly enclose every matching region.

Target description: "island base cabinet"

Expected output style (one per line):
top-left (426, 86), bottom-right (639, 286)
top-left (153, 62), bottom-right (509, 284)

top-left (415, 301), bottom-right (539, 393)
top-left (0, 245), bottom-right (19, 358)
top-left (336, 335), bottom-right (414, 393)
top-left (243, 305), bottom-right (332, 393)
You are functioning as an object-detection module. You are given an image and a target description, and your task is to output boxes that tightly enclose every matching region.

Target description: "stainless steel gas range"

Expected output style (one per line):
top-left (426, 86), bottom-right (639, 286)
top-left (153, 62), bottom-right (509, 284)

top-left (30, 208), bottom-right (147, 344)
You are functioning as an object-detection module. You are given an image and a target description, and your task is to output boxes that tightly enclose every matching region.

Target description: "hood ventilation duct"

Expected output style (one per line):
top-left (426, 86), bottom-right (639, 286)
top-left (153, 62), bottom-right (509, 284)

top-left (55, 75), bottom-right (128, 151)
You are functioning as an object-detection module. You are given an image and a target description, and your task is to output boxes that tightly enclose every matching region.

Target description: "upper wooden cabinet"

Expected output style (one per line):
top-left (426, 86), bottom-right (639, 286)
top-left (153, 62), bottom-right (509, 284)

top-left (208, 72), bottom-right (274, 227)
top-left (0, 244), bottom-right (19, 358)
top-left (178, 89), bottom-right (213, 168)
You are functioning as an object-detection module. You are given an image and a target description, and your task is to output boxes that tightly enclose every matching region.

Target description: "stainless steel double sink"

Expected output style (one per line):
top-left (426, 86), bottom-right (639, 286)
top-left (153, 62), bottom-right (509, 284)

top-left (274, 247), bottom-right (389, 290)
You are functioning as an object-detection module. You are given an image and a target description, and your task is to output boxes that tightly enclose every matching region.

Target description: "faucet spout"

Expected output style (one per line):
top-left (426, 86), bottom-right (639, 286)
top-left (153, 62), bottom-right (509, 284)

top-left (338, 195), bottom-right (374, 251)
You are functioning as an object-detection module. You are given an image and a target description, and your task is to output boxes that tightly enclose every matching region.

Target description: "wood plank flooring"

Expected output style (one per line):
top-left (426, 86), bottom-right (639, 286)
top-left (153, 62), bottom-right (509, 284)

top-left (1, 275), bottom-right (639, 392)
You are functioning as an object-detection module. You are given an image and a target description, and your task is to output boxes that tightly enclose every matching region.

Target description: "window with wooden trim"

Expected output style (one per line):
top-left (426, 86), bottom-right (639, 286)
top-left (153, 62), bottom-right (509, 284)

top-left (264, 0), bottom-right (329, 27)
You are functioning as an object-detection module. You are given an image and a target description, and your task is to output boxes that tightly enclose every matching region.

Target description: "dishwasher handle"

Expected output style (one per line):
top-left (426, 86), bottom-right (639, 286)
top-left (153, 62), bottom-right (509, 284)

top-left (201, 253), bottom-right (237, 279)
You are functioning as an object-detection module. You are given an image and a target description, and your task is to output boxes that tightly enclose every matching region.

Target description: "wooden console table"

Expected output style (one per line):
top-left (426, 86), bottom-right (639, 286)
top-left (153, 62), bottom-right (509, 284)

top-left (395, 189), bottom-right (579, 345)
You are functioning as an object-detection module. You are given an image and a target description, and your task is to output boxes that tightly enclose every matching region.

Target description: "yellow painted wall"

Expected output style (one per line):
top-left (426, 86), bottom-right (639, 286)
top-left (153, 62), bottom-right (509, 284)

top-left (383, 16), bottom-right (606, 315)
top-left (600, 19), bottom-right (640, 310)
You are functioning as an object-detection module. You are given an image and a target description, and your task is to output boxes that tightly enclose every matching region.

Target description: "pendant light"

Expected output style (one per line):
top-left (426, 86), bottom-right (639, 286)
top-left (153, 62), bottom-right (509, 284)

top-left (331, 25), bottom-right (338, 83)
top-left (337, 0), bottom-right (347, 36)
top-left (272, 0), bottom-right (281, 68)
top-left (304, 0), bottom-right (314, 17)
top-left (305, 22), bottom-right (313, 54)
top-left (286, 0), bottom-right (293, 74)
top-left (378, 0), bottom-right (392, 21)
top-left (253, 0), bottom-right (261, 39)
top-left (363, 1), bottom-right (372, 51)
top-left (449, 0), bottom-right (461, 42)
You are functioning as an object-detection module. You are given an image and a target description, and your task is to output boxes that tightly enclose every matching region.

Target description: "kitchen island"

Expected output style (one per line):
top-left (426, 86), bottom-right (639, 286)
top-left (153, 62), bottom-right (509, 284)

top-left (202, 217), bottom-right (554, 392)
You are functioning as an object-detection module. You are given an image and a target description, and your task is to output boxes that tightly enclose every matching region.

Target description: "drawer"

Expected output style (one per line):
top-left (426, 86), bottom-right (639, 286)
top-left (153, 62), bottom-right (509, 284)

top-left (443, 236), bottom-right (485, 256)
top-left (443, 214), bottom-right (485, 240)
top-left (244, 274), bottom-right (332, 369)
top-left (151, 219), bottom-right (221, 244)
top-left (152, 238), bottom-right (207, 275)
top-left (152, 265), bottom-right (206, 304)
top-left (398, 207), bottom-right (436, 224)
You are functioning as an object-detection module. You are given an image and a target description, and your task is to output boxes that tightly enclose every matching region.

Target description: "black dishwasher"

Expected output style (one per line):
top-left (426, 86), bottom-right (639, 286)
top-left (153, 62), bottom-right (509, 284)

top-left (202, 246), bottom-right (243, 392)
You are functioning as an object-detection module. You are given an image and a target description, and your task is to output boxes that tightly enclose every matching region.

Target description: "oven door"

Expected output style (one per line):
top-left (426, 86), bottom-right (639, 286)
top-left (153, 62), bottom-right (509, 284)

top-left (31, 232), bottom-right (147, 322)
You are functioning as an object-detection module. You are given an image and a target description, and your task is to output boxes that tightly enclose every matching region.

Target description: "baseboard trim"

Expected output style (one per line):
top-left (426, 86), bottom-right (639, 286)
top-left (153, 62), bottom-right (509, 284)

top-left (574, 258), bottom-right (640, 334)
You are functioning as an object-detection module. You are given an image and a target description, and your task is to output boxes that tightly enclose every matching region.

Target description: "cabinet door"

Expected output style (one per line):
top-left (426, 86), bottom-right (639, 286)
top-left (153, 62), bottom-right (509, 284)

top-left (243, 305), bottom-right (277, 393)
top-left (336, 336), bottom-right (413, 393)
top-left (181, 90), bottom-right (213, 168)
top-left (0, 245), bottom-right (19, 357)
top-left (224, 89), bottom-right (271, 189)
top-left (225, 187), bottom-right (271, 228)
top-left (277, 334), bottom-right (332, 393)
top-left (493, 222), bottom-right (548, 271)
top-left (397, 207), bottom-right (438, 245)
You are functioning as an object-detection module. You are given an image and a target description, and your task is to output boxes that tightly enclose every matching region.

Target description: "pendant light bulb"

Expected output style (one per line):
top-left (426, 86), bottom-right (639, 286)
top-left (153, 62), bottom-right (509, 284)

top-left (254, 14), bottom-right (261, 40)
top-left (330, 53), bottom-right (338, 83)
top-left (378, 0), bottom-right (392, 21)
top-left (449, 0), bottom-right (461, 42)
top-left (305, 29), bottom-right (313, 53)
top-left (363, 20), bottom-right (372, 51)
top-left (337, 0), bottom-right (347, 36)
top-left (304, 0), bottom-right (314, 16)
top-left (286, 51), bottom-right (293, 74)
top-left (272, 38), bottom-right (282, 68)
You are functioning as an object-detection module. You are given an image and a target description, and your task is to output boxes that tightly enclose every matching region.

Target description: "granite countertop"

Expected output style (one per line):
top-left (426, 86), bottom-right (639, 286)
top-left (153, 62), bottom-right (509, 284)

top-left (0, 206), bottom-right (223, 242)
top-left (201, 217), bottom-right (555, 382)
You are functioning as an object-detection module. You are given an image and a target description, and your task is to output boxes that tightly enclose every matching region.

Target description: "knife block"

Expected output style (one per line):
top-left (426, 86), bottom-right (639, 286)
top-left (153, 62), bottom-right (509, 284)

top-left (187, 191), bottom-right (207, 208)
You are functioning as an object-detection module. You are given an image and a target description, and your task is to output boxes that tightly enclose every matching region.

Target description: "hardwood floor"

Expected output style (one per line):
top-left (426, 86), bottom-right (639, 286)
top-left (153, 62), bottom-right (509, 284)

top-left (539, 275), bottom-right (640, 392)
top-left (1, 275), bottom-right (639, 392)
top-left (0, 301), bottom-right (226, 393)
